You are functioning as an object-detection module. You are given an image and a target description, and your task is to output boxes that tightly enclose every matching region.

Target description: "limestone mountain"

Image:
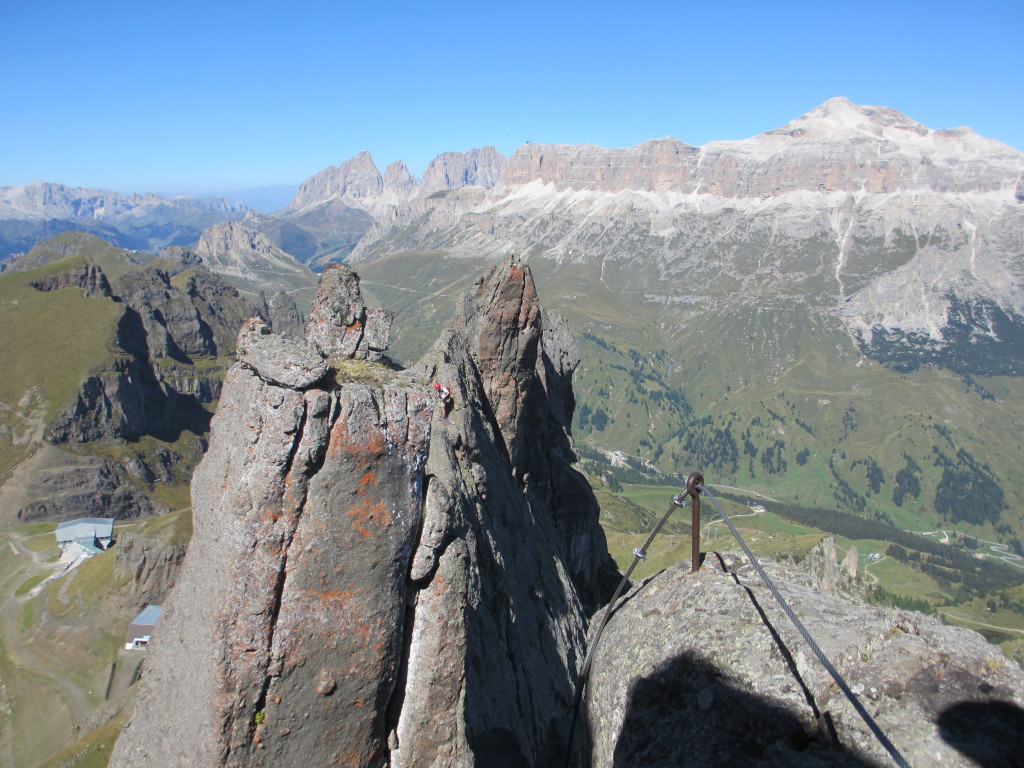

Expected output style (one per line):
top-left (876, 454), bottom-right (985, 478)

top-left (0, 181), bottom-right (247, 258)
top-left (332, 98), bottom-right (1024, 546)
top-left (243, 146), bottom-right (509, 267)
top-left (177, 220), bottom-right (318, 294)
top-left (351, 97), bottom-right (1023, 354)
top-left (282, 146), bottom-right (507, 217)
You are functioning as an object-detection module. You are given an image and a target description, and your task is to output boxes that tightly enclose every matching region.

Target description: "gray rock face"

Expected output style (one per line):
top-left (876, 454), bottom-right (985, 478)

top-left (440, 259), bottom-right (617, 610)
top-left (584, 553), bottom-right (1024, 767)
top-left (116, 269), bottom-right (213, 360)
top-left (45, 267), bottom-right (257, 446)
top-left (112, 258), bottom-right (613, 768)
top-left (285, 150), bottom-right (386, 213)
top-left (27, 261), bottom-right (112, 297)
top-left (387, 259), bottom-right (615, 768)
top-left (12, 453), bottom-right (162, 523)
top-left (306, 263), bottom-right (394, 362)
top-left (191, 221), bottom-right (318, 292)
top-left (45, 358), bottom-right (149, 443)
top-left (419, 146), bottom-right (508, 196)
top-left (110, 354), bottom-right (432, 767)
top-left (237, 317), bottom-right (327, 389)
top-left (383, 160), bottom-right (417, 198)
top-left (264, 290), bottom-right (304, 338)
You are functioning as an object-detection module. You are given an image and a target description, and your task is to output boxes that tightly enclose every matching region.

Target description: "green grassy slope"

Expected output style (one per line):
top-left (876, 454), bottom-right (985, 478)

top-left (0, 260), bottom-right (124, 478)
top-left (0, 510), bottom-right (188, 767)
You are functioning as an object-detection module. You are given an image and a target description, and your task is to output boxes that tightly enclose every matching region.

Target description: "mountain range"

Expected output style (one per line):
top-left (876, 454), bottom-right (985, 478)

top-left (272, 97), bottom-right (1024, 548)
top-left (3, 97), bottom-right (1023, 545)
top-left (2, 97), bottom-right (1024, 767)
top-left (0, 182), bottom-right (248, 258)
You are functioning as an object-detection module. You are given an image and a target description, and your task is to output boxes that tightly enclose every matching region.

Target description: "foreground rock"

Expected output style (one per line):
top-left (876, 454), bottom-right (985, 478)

top-left (389, 259), bottom-right (616, 768)
top-left (111, 259), bottom-right (614, 767)
top-left (584, 552), bottom-right (1024, 767)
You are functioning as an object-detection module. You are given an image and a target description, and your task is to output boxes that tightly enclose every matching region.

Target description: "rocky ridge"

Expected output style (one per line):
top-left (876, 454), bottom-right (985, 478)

top-left (0, 182), bottom-right (244, 221)
top-left (585, 548), bottom-right (1024, 767)
top-left (110, 258), bottom-right (615, 767)
top-left (282, 146), bottom-right (508, 217)
top-left (0, 182), bottom-right (247, 257)
top-left (502, 98), bottom-right (1021, 196)
top-left (188, 221), bottom-right (318, 293)
top-left (344, 98), bottom-right (1024, 357)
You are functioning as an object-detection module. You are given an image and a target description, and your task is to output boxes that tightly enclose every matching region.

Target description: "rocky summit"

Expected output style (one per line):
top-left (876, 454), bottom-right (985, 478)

top-left (585, 546), bottom-right (1024, 767)
top-left (110, 260), bottom-right (1024, 768)
top-left (110, 258), bottom-right (615, 767)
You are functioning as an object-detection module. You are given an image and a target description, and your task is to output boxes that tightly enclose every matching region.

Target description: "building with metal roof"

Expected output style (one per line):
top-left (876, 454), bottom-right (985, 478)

top-left (55, 518), bottom-right (114, 546)
top-left (126, 605), bottom-right (163, 649)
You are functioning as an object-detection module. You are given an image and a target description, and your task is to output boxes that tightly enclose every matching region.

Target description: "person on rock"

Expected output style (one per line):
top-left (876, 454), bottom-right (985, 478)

top-left (434, 382), bottom-right (454, 423)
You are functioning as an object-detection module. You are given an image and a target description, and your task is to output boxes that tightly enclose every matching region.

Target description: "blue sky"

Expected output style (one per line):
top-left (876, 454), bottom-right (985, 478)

top-left (1, 0), bottom-right (1021, 196)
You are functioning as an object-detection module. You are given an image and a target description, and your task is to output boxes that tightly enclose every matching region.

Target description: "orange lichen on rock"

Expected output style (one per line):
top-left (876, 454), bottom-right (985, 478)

top-left (347, 497), bottom-right (391, 539)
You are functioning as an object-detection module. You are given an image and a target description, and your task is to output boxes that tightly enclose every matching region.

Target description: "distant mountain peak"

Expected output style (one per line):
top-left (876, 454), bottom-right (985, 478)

top-left (282, 146), bottom-right (508, 214)
top-left (762, 98), bottom-right (1017, 162)
top-left (769, 97), bottom-right (934, 142)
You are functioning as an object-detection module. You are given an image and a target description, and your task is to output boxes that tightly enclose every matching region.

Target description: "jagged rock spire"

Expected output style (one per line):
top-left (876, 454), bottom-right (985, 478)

top-left (111, 259), bottom-right (614, 768)
top-left (110, 269), bottom-right (431, 767)
top-left (306, 263), bottom-right (393, 362)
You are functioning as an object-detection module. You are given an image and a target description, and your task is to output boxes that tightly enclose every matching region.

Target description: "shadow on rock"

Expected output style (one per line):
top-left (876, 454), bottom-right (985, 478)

top-left (937, 699), bottom-right (1024, 768)
top-left (609, 651), bottom-right (878, 768)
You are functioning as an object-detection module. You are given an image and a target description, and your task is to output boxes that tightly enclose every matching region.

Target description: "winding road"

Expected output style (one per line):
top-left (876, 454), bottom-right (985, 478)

top-left (915, 529), bottom-right (1024, 569)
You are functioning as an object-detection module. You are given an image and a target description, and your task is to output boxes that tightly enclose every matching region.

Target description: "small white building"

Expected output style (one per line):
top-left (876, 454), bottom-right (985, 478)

top-left (125, 605), bottom-right (162, 650)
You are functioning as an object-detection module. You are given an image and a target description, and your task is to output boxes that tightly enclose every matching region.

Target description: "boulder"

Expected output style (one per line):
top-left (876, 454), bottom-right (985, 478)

top-left (583, 552), bottom-right (1024, 767)
top-left (306, 263), bottom-right (393, 362)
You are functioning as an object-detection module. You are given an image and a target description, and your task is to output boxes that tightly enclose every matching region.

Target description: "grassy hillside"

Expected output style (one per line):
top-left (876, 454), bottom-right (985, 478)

top-left (353, 250), bottom-right (1024, 553)
top-left (0, 259), bottom-right (123, 478)
top-left (0, 510), bottom-right (188, 767)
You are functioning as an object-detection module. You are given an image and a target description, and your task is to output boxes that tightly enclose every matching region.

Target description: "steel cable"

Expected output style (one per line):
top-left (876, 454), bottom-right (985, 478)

top-left (564, 493), bottom-right (689, 767)
top-left (698, 482), bottom-right (911, 768)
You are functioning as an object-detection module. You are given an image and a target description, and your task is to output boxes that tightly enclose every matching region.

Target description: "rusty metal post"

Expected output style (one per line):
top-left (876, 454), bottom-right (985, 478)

top-left (686, 471), bottom-right (704, 572)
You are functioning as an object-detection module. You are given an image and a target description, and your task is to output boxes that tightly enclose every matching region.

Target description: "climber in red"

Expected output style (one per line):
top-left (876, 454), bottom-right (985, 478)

top-left (434, 382), bottom-right (454, 422)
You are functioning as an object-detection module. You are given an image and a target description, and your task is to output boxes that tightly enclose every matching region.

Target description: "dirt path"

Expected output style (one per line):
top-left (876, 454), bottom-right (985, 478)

top-left (939, 612), bottom-right (1024, 635)
top-left (3, 531), bottom-right (92, 725)
top-left (862, 555), bottom-right (886, 585)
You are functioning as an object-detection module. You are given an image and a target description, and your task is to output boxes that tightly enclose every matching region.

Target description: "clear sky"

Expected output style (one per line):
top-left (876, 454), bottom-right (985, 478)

top-left (1, 0), bottom-right (1021, 196)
